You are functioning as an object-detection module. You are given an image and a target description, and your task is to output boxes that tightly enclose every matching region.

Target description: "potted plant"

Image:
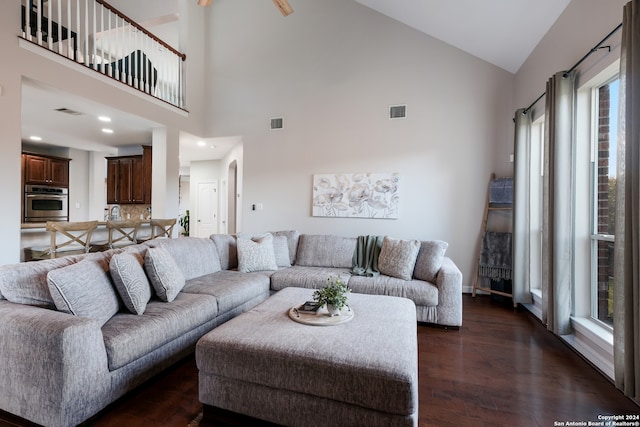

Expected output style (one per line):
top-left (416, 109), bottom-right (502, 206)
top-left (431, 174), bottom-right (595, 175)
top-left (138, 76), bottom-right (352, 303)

top-left (179, 210), bottom-right (190, 236)
top-left (313, 276), bottom-right (351, 316)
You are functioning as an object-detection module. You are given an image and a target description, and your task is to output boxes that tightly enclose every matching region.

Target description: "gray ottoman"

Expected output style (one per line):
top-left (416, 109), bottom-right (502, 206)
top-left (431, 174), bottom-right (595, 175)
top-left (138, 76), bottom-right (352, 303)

top-left (196, 287), bottom-right (418, 427)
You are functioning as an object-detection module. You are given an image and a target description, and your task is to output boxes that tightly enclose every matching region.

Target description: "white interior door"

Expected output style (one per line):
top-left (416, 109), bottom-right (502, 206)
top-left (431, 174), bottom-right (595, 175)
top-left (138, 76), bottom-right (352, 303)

top-left (196, 181), bottom-right (218, 237)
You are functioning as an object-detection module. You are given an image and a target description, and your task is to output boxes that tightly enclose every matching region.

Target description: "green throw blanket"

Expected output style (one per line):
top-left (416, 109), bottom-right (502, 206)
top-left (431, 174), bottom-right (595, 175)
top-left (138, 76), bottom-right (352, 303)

top-left (351, 235), bottom-right (384, 277)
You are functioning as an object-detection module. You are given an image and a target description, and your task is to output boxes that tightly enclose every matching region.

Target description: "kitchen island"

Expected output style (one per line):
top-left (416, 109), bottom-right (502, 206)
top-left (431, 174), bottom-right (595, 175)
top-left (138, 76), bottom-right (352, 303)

top-left (20, 220), bottom-right (154, 262)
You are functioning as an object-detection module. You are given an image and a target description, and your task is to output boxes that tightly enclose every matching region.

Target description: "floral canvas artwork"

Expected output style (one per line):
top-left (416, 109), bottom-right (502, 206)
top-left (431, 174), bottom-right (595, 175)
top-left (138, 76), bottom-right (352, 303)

top-left (312, 173), bottom-right (399, 219)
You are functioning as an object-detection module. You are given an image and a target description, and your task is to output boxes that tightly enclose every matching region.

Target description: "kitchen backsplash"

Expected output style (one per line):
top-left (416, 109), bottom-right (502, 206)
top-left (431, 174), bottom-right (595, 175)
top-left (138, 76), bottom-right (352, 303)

top-left (106, 204), bottom-right (151, 220)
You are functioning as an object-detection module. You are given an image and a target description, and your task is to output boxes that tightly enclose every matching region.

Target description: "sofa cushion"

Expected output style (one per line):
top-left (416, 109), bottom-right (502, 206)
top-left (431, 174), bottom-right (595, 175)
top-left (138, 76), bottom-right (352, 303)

top-left (146, 237), bottom-right (221, 280)
top-left (144, 247), bottom-right (186, 302)
top-left (110, 252), bottom-right (152, 315)
top-left (0, 254), bottom-right (87, 308)
top-left (378, 236), bottom-right (420, 280)
top-left (413, 240), bottom-right (449, 283)
top-left (210, 234), bottom-right (238, 270)
top-left (47, 257), bottom-right (120, 326)
top-left (271, 230), bottom-right (300, 265)
top-left (347, 275), bottom-right (439, 306)
top-left (295, 235), bottom-right (356, 268)
top-left (237, 233), bottom-right (278, 273)
top-left (181, 270), bottom-right (271, 314)
top-left (273, 235), bottom-right (292, 268)
top-left (102, 292), bottom-right (218, 371)
top-left (270, 266), bottom-right (353, 291)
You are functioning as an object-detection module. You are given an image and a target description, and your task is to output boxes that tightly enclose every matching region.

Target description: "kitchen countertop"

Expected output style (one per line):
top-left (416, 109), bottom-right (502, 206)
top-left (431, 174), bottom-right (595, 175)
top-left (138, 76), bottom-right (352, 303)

top-left (21, 220), bottom-right (151, 230)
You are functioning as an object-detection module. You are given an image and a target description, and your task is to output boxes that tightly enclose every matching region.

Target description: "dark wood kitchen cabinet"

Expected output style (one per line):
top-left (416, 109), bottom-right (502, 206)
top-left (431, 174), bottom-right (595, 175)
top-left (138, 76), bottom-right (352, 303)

top-left (106, 146), bottom-right (151, 204)
top-left (22, 153), bottom-right (70, 187)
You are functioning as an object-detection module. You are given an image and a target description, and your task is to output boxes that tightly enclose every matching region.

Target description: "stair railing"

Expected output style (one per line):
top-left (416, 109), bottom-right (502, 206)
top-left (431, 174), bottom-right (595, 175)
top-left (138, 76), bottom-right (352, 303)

top-left (20, 0), bottom-right (186, 109)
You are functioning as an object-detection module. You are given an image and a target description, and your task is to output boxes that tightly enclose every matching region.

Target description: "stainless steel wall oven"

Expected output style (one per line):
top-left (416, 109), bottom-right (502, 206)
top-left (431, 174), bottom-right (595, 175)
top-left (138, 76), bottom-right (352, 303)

top-left (24, 185), bottom-right (69, 223)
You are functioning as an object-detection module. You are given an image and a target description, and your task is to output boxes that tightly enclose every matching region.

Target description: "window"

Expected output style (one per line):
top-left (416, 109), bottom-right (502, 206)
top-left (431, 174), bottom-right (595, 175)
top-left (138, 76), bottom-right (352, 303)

top-left (591, 78), bottom-right (618, 329)
top-left (530, 117), bottom-right (545, 295)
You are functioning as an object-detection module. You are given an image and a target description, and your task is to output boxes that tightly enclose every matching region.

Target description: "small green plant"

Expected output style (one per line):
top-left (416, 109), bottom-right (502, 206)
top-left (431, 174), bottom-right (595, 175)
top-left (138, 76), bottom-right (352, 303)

top-left (313, 276), bottom-right (351, 311)
top-left (179, 210), bottom-right (190, 236)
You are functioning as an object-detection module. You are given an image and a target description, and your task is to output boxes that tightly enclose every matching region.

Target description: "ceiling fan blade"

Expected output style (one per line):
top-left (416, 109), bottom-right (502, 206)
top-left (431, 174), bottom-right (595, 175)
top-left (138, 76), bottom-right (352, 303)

top-left (272, 0), bottom-right (293, 16)
top-left (197, 0), bottom-right (212, 6)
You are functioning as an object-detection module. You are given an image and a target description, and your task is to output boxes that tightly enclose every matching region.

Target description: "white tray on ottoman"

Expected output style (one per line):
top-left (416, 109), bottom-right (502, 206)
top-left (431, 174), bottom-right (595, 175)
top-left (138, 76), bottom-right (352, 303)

top-left (196, 286), bottom-right (418, 427)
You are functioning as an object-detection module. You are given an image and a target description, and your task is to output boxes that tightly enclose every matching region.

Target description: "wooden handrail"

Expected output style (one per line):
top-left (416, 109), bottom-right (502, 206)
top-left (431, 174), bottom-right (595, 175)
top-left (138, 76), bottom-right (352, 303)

top-left (95, 0), bottom-right (186, 61)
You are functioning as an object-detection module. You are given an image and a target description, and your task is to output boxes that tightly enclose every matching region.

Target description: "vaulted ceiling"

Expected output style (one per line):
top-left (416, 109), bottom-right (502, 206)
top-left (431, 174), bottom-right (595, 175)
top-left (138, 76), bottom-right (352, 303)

top-left (23, 0), bottom-right (570, 166)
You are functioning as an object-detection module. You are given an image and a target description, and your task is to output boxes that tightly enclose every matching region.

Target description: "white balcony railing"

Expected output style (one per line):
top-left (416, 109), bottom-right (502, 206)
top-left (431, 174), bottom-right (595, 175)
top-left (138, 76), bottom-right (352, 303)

top-left (20, 0), bottom-right (186, 109)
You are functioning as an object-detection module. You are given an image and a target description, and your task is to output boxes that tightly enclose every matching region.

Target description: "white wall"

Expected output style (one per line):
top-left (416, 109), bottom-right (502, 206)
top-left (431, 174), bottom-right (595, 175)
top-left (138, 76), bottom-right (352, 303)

top-left (67, 148), bottom-right (90, 221)
top-left (219, 143), bottom-right (244, 234)
top-left (514, 0), bottom-right (626, 116)
top-left (206, 0), bottom-right (514, 287)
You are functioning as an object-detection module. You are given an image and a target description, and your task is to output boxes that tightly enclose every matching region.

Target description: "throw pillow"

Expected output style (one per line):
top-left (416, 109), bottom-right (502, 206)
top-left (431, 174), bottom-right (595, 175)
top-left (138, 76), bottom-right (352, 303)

top-left (144, 247), bottom-right (186, 302)
top-left (146, 237), bottom-right (222, 280)
top-left (210, 234), bottom-right (238, 270)
top-left (0, 255), bottom-right (85, 308)
top-left (378, 236), bottom-right (421, 281)
top-left (413, 240), bottom-right (449, 283)
top-left (272, 235), bottom-right (292, 268)
top-left (47, 259), bottom-right (120, 327)
top-left (236, 233), bottom-right (278, 273)
top-left (110, 252), bottom-right (152, 315)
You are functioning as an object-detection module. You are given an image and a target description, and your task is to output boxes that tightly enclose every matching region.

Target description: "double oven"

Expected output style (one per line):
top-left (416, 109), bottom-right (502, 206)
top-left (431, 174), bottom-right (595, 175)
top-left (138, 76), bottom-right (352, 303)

top-left (23, 184), bottom-right (69, 223)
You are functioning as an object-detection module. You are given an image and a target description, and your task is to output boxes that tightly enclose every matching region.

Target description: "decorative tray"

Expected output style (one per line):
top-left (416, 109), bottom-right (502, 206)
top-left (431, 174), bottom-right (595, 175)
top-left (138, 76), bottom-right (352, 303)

top-left (288, 304), bottom-right (354, 326)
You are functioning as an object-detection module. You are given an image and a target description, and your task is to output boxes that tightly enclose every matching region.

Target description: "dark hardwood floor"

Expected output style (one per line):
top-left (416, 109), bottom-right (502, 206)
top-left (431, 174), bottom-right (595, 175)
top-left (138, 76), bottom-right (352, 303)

top-left (1, 294), bottom-right (638, 427)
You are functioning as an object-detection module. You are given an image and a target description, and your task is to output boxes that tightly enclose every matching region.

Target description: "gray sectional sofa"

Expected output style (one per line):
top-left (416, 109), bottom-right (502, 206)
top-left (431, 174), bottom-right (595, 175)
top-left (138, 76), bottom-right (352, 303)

top-left (0, 231), bottom-right (462, 427)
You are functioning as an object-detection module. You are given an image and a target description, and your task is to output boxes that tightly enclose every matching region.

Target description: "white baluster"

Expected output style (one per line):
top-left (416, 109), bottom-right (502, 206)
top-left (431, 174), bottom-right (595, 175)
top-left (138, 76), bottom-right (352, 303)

top-left (141, 34), bottom-right (149, 93)
top-left (117, 15), bottom-right (121, 81)
top-left (24, 0), bottom-right (31, 41)
top-left (98, 4), bottom-right (103, 73)
top-left (36, 0), bottom-right (42, 45)
top-left (163, 47), bottom-right (169, 101)
top-left (107, 9), bottom-right (112, 77)
top-left (178, 55), bottom-right (183, 106)
top-left (47, 0), bottom-right (52, 49)
top-left (134, 30), bottom-right (139, 89)
top-left (74, 0), bottom-right (79, 61)
top-left (66, 0), bottom-right (72, 58)
top-left (92, 0), bottom-right (97, 70)
top-left (57, 0), bottom-right (61, 54)
top-left (114, 12), bottom-right (118, 80)
top-left (127, 21), bottom-right (132, 86)
top-left (156, 42), bottom-right (162, 98)
top-left (170, 55), bottom-right (175, 105)
top-left (89, 0), bottom-right (97, 70)
top-left (120, 16), bottom-right (125, 82)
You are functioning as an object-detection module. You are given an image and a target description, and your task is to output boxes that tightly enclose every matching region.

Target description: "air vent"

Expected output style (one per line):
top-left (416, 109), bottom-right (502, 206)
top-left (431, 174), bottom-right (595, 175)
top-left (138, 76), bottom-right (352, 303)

top-left (270, 117), bottom-right (284, 130)
top-left (389, 105), bottom-right (406, 119)
top-left (54, 107), bottom-right (83, 116)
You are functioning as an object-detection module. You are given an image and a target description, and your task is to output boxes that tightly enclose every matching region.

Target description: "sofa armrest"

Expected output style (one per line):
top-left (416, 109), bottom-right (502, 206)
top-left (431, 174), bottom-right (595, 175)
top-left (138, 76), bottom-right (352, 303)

top-left (0, 301), bottom-right (110, 427)
top-left (434, 257), bottom-right (463, 327)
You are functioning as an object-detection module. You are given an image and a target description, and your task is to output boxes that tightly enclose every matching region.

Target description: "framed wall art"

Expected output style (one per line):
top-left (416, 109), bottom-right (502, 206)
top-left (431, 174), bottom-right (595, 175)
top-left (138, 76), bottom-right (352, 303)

top-left (312, 172), bottom-right (399, 219)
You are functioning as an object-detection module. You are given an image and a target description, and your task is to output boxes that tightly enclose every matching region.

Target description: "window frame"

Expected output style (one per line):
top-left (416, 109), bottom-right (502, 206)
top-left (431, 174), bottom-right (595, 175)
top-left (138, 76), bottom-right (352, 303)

top-left (589, 75), bottom-right (618, 331)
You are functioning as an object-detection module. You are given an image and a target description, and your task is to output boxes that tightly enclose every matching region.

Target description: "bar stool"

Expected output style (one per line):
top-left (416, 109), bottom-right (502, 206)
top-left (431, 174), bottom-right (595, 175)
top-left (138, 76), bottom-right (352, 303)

top-left (108, 219), bottom-right (142, 249)
top-left (27, 221), bottom-right (99, 261)
top-left (93, 219), bottom-right (142, 251)
top-left (137, 218), bottom-right (177, 243)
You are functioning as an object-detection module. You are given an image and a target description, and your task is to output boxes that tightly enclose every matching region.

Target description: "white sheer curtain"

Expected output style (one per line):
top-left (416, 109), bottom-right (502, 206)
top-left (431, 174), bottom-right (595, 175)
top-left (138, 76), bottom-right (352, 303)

top-left (541, 70), bottom-right (575, 336)
top-left (614, 0), bottom-right (640, 401)
top-left (513, 108), bottom-right (533, 304)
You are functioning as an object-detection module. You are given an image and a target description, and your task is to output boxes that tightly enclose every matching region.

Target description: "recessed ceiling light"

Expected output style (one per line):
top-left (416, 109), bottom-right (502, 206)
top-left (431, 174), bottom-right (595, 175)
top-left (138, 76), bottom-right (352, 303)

top-left (98, 116), bottom-right (112, 122)
top-left (197, 141), bottom-right (206, 147)
top-left (210, 145), bottom-right (216, 149)
top-left (29, 136), bottom-right (42, 141)
top-left (102, 128), bottom-right (114, 134)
